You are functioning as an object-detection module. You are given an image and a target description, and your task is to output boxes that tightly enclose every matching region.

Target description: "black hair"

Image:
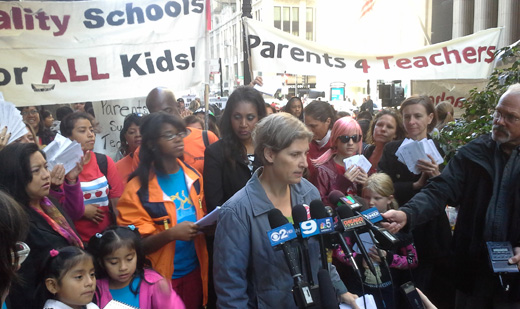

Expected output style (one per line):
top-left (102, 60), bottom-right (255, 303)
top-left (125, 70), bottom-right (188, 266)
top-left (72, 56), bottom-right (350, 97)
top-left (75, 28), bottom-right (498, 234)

top-left (119, 114), bottom-right (143, 156)
top-left (283, 97), bottom-right (304, 121)
top-left (60, 112), bottom-right (95, 138)
top-left (88, 226), bottom-right (149, 296)
top-left (219, 86), bottom-right (266, 170)
top-left (304, 100), bottom-right (336, 129)
top-left (0, 190), bottom-right (29, 297)
top-left (40, 110), bottom-right (52, 120)
top-left (129, 112), bottom-right (186, 188)
top-left (36, 246), bottom-right (93, 306)
top-left (265, 103), bottom-right (276, 114)
top-left (0, 143), bottom-right (45, 207)
top-left (56, 106), bottom-right (74, 121)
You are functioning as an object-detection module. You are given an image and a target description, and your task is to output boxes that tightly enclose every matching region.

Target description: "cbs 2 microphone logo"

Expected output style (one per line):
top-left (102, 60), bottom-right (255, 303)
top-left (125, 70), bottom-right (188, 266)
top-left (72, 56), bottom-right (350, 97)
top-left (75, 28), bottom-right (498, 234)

top-left (299, 219), bottom-right (320, 238)
top-left (267, 223), bottom-right (297, 246)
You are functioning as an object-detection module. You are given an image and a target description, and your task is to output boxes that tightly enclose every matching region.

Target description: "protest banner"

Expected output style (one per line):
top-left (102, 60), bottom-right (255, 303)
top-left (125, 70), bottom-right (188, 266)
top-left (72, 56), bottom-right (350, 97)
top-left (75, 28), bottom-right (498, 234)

top-left (0, 0), bottom-right (207, 106)
top-left (92, 97), bottom-right (148, 159)
top-left (244, 18), bottom-right (501, 81)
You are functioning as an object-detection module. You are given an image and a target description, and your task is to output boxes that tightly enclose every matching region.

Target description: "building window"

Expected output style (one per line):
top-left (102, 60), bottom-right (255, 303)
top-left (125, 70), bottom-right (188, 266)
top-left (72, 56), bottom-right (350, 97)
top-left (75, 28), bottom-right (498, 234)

top-left (274, 6), bottom-right (301, 37)
top-left (306, 7), bottom-right (314, 41)
top-left (274, 6), bottom-right (281, 29)
top-left (292, 7), bottom-right (299, 36)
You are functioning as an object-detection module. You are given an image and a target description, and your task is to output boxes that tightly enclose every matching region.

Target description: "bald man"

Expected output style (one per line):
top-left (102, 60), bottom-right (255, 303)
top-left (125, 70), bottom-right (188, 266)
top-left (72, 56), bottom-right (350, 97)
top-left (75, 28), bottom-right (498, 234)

top-left (131, 87), bottom-right (218, 175)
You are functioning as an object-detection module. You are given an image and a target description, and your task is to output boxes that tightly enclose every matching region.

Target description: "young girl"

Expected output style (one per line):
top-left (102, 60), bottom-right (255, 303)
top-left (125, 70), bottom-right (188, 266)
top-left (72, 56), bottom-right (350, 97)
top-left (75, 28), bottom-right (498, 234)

top-left (88, 226), bottom-right (185, 309)
top-left (313, 116), bottom-right (368, 206)
top-left (334, 173), bottom-right (418, 309)
top-left (40, 246), bottom-right (99, 309)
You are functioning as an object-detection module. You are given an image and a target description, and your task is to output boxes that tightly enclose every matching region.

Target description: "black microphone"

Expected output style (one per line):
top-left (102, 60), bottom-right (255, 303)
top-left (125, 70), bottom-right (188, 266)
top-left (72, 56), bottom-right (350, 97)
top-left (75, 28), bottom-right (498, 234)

top-left (267, 208), bottom-right (316, 307)
top-left (318, 269), bottom-right (339, 309)
top-left (309, 200), bottom-right (332, 270)
top-left (337, 205), bottom-right (379, 279)
top-left (292, 204), bottom-right (315, 285)
top-left (329, 191), bottom-right (398, 250)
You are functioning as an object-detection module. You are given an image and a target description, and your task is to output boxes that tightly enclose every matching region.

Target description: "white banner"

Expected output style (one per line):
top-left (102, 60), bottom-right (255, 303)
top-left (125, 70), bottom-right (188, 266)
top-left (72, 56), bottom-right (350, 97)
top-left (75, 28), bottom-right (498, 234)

top-left (245, 18), bottom-right (501, 81)
top-left (411, 79), bottom-right (488, 118)
top-left (0, 0), bottom-right (207, 106)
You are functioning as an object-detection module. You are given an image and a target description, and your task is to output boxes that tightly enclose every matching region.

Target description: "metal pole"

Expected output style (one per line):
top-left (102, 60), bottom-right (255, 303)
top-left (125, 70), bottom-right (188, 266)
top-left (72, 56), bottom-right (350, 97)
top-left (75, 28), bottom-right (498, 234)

top-left (242, 0), bottom-right (252, 86)
top-left (219, 58), bottom-right (223, 97)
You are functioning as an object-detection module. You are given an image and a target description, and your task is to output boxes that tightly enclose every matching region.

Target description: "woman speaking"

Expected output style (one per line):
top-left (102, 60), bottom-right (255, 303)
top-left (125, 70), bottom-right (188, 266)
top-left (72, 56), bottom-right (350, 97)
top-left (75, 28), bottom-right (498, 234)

top-left (214, 113), bottom-right (358, 308)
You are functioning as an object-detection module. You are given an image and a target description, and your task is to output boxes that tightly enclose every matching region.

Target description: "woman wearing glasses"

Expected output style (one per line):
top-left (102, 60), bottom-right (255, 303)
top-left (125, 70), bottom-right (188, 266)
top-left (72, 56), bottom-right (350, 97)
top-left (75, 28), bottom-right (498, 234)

top-left (0, 143), bottom-right (84, 308)
top-left (117, 112), bottom-right (208, 309)
top-left (19, 106), bottom-right (55, 146)
top-left (313, 116), bottom-right (367, 207)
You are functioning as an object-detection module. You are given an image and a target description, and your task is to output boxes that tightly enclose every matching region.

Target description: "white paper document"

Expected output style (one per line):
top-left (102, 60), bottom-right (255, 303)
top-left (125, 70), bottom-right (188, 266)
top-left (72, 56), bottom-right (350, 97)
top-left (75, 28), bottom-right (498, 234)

top-left (395, 138), bottom-right (443, 174)
top-left (43, 134), bottom-right (83, 174)
top-left (0, 100), bottom-right (28, 144)
top-left (343, 155), bottom-right (372, 174)
top-left (253, 76), bottom-right (283, 97)
top-left (196, 206), bottom-right (221, 228)
top-left (340, 294), bottom-right (378, 309)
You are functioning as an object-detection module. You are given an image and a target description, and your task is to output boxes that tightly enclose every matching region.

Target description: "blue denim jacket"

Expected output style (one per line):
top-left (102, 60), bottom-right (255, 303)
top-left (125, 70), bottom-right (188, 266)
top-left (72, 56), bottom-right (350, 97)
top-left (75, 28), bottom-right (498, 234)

top-left (214, 168), bottom-right (347, 308)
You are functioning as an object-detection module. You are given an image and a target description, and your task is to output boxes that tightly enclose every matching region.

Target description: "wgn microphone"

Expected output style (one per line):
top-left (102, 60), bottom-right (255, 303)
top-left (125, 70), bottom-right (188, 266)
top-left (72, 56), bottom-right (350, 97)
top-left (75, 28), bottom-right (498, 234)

top-left (328, 191), bottom-right (398, 250)
top-left (318, 269), bottom-right (340, 309)
top-left (293, 204), bottom-right (316, 285)
top-left (267, 208), bottom-right (316, 307)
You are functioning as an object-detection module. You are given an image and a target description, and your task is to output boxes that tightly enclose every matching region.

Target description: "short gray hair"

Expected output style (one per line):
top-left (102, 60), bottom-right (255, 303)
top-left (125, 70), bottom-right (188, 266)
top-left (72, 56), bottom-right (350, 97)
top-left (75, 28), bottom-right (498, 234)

top-left (252, 112), bottom-right (313, 165)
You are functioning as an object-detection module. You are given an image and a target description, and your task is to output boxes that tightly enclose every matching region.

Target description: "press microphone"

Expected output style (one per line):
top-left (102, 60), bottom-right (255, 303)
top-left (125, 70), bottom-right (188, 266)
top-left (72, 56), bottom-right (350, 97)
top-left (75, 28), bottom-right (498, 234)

top-left (329, 191), bottom-right (398, 250)
top-left (267, 208), bottom-right (316, 307)
top-left (318, 269), bottom-right (339, 309)
top-left (293, 204), bottom-right (316, 285)
top-left (337, 205), bottom-right (378, 278)
top-left (309, 200), bottom-right (334, 270)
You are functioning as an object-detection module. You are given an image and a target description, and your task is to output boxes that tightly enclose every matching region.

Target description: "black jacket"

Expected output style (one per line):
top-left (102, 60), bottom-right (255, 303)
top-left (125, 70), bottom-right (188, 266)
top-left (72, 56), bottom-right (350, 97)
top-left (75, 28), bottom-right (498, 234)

top-left (401, 134), bottom-right (520, 298)
top-left (203, 139), bottom-right (261, 212)
top-left (378, 138), bottom-right (452, 262)
top-left (8, 203), bottom-right (79, 309)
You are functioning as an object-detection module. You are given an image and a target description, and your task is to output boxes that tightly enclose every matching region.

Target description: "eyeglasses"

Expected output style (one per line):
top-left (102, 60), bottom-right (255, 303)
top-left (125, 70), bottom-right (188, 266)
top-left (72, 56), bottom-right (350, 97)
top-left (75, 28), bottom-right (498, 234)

top-left (21, 110), bottom-right (38, 116)
top-left (11, 242), bottom-right (30, 266)
top-left (160, 131), bottom-right (187, 141)
top-left (338, 135), bottom-right (361, 143)
top-left (493, 111), bottom-right (520, 124)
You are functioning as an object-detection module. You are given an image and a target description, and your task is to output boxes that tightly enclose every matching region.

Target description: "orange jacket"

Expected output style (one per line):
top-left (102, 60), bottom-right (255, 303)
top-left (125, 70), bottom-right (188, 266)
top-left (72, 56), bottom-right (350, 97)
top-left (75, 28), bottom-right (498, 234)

top-left (117, 159), bottom-right (208, 305)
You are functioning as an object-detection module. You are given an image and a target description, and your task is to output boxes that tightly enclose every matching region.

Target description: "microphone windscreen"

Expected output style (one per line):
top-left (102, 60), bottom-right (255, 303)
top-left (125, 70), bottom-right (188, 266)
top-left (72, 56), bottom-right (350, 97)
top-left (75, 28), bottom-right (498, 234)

top-left (317, 269), bottom-right (339, 309)
top-left (292, 204), bottom-right (308, 224)
top-left (268, 208), bottom-right (288, 229)
top-left (324, 206), bottom-right (335, 218)
top-left (336, 205), bottom-right (355, 219)
top-left (328, 190), bottom-right (344, 206)
top-left (351, 195), bottom-right (369, 210)
top-left (309, 200), bottom-right (327, 219)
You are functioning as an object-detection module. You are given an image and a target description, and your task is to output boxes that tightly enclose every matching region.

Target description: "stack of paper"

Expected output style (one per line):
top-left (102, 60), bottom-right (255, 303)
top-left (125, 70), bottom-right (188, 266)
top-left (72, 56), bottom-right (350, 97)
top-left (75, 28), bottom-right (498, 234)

top-left (0, 99), bottom-right (29, 144)
top-left (340, 294), bottom-right (378, 309)
top-left (343, 155), bottom-right (372, 174)
top-left (43, 134), bottom-right (83, 174)
top-left (104, 299), bottom-right (139, 309)
top-left (395, 138), bottom-right (443, 174)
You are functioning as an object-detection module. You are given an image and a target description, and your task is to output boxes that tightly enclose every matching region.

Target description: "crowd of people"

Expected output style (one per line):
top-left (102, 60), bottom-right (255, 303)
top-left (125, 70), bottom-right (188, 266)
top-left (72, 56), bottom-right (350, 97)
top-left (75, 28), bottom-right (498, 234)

top-left (1, 81), bottom-right (520, 309)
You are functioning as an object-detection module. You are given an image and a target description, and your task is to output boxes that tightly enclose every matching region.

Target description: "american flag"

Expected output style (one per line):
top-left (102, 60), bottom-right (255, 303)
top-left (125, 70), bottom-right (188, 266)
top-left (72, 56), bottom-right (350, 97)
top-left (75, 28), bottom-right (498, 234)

top-left (360, 0), bottom-right (376, 18)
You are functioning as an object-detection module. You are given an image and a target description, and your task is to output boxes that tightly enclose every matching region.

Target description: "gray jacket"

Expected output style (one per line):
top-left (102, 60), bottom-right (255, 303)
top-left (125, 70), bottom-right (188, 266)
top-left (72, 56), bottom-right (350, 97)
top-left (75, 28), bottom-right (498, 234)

top-left (214, 168), bottom-right (347, 308)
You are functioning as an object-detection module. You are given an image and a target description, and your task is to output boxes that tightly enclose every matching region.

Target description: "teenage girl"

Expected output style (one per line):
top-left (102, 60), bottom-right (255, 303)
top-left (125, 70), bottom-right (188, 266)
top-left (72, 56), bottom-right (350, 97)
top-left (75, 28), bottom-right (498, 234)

top-left (88, 226), bottom-right (185, 309)
top-left (39, 246), bottom-right (99, 309)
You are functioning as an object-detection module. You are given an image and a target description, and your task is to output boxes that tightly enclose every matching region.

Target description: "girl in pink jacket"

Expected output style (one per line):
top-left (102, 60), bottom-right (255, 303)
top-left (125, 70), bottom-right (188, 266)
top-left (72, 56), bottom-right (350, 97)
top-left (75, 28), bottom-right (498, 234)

top-left (88, 226), bottom-right (185, 309)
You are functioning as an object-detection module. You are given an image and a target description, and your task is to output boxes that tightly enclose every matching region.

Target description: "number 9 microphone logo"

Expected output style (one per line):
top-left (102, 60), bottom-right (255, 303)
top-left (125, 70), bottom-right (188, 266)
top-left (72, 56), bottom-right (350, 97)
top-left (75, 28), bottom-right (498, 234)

top-left (301, 220), bottom-right (317, 236)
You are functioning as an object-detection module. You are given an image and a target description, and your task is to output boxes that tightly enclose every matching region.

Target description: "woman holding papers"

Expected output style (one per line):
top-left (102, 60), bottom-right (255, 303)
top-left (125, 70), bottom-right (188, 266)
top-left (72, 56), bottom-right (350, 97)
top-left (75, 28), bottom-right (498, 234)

top-left (363, 109), bottom-right (406, 175)
top-left (378, 96), bottom-right (453, 307)
top-left (214, 113), bottom-right (358, 308)
top-left (19, 106), bottom-right (55, 146)
top-left (0, 143), bottom-right (84, 308)
top-left (117, 112), bottom-right (208, 309)
top-left (61, 112), bottom-right (124, 244)
top-left (313, 116), bottom-right (368, 207)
